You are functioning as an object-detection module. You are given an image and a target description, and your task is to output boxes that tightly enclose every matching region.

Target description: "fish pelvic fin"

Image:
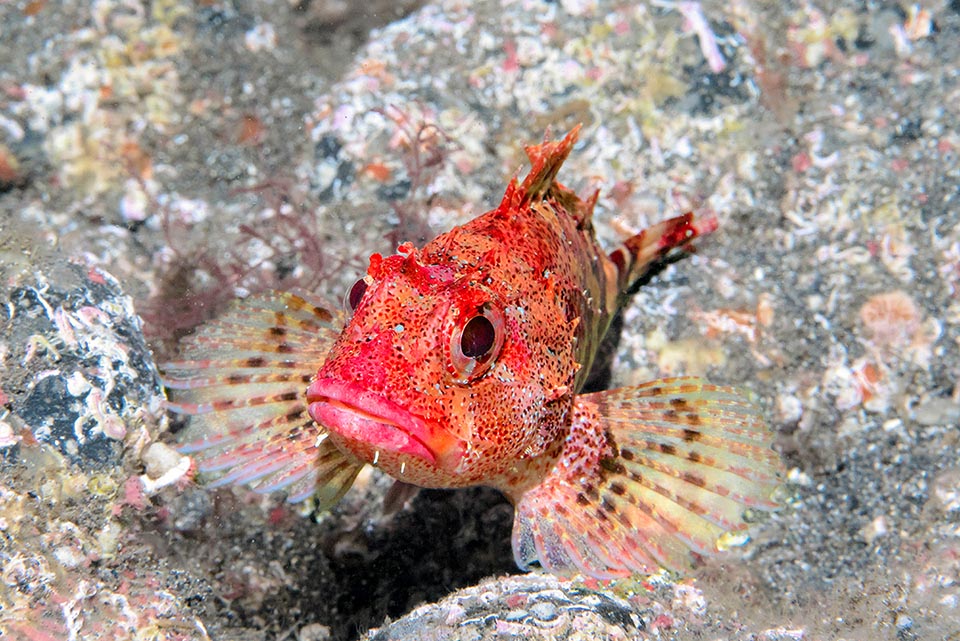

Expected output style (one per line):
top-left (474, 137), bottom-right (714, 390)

top-left (609, 211), bottom-right (718, 298)
top-left (508, 376), bottom-right (783, 579)
top-left (160, 290), bottom-right (362, 508)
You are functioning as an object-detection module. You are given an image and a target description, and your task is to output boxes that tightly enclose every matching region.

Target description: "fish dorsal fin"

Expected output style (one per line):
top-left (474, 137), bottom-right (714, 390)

top-left (161, 290), bottom-right (362, 508)
top-left (497, 126), bottom-right (578, 206)
top-left (518, 124), bottom-right (581, 202)
top-left (508, 377), bottom-right (783, 578)
top-left (498, 124), bottom-right (596, 227)
top-left (608, 212), bottom-right (718, 300)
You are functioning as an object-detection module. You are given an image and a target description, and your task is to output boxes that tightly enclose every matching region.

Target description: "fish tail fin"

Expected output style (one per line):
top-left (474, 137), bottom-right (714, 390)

top-left (160, 290), bottom-right (362, 508)
top-left (609, 211), bottom-right (718, 296)
top-left (508, 377), bottom-right (783, 578)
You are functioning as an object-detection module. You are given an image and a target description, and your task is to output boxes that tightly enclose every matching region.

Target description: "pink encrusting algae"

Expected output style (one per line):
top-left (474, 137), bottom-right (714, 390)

top-left (161, 127), bottom-right (783, 579)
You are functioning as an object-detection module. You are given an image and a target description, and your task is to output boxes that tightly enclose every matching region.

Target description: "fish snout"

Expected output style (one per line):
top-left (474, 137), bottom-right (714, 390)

top-left (306, 378), bottom-right (466, 471)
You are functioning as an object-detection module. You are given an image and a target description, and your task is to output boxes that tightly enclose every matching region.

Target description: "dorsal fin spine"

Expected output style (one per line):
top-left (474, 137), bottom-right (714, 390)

top-left (518, 124), bottom-right (582, 203)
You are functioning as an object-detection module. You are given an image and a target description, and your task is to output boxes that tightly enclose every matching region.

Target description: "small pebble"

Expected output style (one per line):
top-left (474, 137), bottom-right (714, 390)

top-left (142, 442), bottom-right (184, 480)
top-left (931, 469), bottom-right (960, 513)
top-left (529, 600), bottom-right (558, 621)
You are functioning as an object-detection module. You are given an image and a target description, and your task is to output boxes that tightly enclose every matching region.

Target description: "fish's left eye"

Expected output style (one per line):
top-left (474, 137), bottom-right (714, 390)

top-left (449, 303), bottom-right (505, 383)
top-left (344, 278), bottom-right (368, 313)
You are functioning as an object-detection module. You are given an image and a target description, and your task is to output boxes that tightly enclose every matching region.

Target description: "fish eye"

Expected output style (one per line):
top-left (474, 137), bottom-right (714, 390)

top-left (449, 303), bottom-right (505, 383)
top-left (461, 315), bottom-right (495, 358)
top-left (344, 278), bottom-right (368, 313)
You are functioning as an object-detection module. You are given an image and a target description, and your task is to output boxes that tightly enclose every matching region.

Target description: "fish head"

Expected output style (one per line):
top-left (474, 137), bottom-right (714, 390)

top-left (307, 242), bottom-right (571, 486)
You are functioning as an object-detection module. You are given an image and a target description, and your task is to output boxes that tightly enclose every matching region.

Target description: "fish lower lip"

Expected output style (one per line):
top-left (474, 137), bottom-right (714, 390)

top-left (306, 379), bottom-right (437, 464)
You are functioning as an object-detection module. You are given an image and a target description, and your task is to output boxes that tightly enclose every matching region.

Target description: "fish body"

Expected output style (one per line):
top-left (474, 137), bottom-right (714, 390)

top-left (163, 127), bottom-right (782, 578)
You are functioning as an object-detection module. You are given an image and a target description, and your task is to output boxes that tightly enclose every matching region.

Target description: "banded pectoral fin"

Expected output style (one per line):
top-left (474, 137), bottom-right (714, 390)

top-left (508, 377), bottom-right (783, 579)
top-left (160, 290), bottom-right (362, 508)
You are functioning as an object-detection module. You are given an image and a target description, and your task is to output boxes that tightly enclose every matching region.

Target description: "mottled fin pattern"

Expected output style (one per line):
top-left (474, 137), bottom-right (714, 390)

top-left (160, 290), bottom-right (362, 507)
top-left (610, 212), bottom-right (719, 297)
top-left (511, 377), bottom-right (782, 579)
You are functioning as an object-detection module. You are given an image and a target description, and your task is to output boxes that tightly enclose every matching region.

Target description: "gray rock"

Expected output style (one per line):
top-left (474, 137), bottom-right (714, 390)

top-left (0, 245), bottom-right (206, 639)
top-left (363, 574), bottom-right (644, 641)
top-left (2, 256), bottom-right (163, 468)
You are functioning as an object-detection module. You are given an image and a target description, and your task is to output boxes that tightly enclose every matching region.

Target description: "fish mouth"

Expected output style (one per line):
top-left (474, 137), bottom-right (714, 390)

top-left (307, 379), bottom-right (457, 467)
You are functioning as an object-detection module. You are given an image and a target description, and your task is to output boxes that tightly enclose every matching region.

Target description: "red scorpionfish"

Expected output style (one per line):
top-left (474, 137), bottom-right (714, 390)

top-left (163, 126), bottom-right (783, 579)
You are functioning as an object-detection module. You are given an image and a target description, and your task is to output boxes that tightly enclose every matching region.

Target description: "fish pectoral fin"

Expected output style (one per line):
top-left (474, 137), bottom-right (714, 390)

top-left (509, 376), bottom-right (783, 579)
top-left (160, 290), bottom-right (361, 508)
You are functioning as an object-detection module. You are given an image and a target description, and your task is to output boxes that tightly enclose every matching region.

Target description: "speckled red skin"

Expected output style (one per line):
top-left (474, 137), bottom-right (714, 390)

top-left (307, 128), bottom-right (692, 494)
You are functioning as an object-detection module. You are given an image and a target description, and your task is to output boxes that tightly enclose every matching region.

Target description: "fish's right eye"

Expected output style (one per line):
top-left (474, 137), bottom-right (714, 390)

top-left (344, 278), bottom-right (368, 313)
